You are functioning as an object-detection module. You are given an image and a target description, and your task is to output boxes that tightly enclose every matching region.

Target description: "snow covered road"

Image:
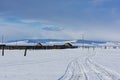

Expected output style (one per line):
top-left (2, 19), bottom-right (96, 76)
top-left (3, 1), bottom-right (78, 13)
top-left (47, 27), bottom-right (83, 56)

top-left (86, 59), bottom-right (120, 80)
top-left (58, 60), bottom-right (88, 80)
top-left (59, 49), bottom-right (120, 80)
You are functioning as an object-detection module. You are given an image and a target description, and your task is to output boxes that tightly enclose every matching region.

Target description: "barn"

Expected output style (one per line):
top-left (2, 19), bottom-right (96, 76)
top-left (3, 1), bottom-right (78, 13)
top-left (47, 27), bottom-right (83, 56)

top-left (36, 43), bottom-right (43, 46)
top-left (64, 43), bottom-right (72, 47)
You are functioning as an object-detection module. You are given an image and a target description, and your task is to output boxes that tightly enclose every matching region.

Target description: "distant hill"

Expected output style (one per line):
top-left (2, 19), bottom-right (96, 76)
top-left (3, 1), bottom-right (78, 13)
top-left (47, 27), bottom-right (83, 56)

top-left (7, 39), bottom-right (106, 44)
top-left (75, 40), bottom-right (106, 44)
top-left (5, 39), bottom-right (120, 46)
top-left (7, 39), bottom-right (68, 43)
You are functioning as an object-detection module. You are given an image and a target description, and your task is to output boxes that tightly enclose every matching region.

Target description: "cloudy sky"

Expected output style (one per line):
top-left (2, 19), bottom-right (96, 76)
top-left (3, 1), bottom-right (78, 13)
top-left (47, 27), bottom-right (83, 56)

top-left (0, 0), bottom-right (120, 41)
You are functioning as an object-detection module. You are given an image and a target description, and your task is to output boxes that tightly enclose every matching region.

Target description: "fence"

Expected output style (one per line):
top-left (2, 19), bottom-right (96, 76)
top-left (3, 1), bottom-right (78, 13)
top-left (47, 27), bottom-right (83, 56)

top-left (0, 45), bottom-right (78, 56)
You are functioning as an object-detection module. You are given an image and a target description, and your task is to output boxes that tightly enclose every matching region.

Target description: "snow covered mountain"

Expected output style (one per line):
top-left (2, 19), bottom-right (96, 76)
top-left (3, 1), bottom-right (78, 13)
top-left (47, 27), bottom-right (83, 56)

top-left (3, 39), bottom-right (120, 47)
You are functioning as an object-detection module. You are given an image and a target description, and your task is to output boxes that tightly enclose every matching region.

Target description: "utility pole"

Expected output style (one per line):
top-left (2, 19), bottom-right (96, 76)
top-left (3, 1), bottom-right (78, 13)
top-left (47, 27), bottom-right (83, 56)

top-left (82, 33), bottom-right (84, 48)
top-left (16, 40), bottom-right (17, 45)
top-left (1, 35), bottom-right (4, 44)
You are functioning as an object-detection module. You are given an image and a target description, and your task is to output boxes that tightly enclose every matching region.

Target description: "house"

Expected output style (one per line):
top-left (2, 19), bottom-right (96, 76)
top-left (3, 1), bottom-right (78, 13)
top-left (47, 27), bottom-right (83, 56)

top-left (36, 43), bottom-right (43, 46)
top-left (64, 43), bottom-right (72, 47)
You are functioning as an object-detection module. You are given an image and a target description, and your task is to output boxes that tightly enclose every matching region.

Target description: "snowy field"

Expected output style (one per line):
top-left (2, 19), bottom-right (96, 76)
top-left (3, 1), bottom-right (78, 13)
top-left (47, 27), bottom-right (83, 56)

top-left (0, 48), bottom-right (120, 80)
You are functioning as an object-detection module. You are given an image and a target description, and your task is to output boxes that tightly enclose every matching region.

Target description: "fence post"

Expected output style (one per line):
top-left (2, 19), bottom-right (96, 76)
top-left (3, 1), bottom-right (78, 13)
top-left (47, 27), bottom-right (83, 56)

top-left (2, 45), bottom-right (5, 56)
top-left (24, 48), bottom-right (27, 56)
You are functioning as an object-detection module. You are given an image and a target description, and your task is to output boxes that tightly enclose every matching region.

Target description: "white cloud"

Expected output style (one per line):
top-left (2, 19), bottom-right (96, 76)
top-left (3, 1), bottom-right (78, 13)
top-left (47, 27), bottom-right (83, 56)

top-left (0, 14), bottom-right (120, 41)
top-left (0, 18), bottom-right (65, 41)
top-left (20, 19), bottom-right (40, 23)
top-left (42, 24), bottom-right (63, 31)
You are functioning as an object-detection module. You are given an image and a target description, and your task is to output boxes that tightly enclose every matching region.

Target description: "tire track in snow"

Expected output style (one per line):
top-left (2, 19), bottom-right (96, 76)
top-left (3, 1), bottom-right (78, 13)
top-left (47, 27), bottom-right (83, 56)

top-left (58, 59), bottom-right (88, 80)
top-left (86, 58), bottom-right (120, 80)
top-left (59, 49), bottom-right (120, 80)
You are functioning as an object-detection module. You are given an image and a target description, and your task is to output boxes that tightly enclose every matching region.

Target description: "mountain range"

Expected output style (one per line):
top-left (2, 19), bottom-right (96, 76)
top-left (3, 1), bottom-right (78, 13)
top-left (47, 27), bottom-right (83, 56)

top-left (5, 39), bottom-right (120, 47)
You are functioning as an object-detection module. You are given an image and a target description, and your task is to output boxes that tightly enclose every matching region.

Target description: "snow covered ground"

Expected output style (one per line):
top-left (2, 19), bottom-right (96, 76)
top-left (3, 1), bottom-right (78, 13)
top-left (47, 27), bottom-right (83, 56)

top-left (0, 48), bottom-right (120, 80)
